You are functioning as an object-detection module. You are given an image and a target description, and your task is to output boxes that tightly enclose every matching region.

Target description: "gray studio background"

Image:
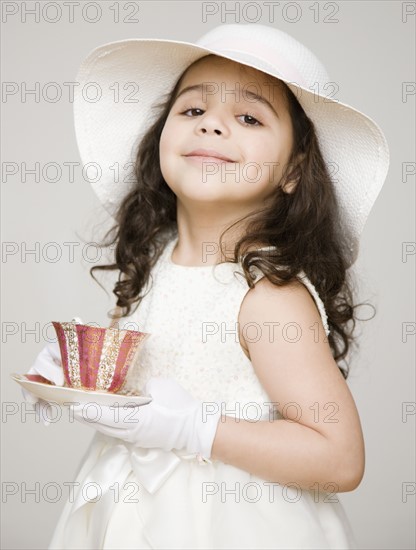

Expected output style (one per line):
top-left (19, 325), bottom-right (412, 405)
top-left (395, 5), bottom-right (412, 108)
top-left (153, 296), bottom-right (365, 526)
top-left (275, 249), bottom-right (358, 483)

top-left (1, 1), bottom-right (415, 548)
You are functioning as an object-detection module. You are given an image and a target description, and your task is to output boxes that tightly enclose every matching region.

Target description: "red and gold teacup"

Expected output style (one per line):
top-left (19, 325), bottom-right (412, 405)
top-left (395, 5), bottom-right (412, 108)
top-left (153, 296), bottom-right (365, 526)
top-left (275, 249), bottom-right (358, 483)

top-left (52, 321), bottom-right (149, 393)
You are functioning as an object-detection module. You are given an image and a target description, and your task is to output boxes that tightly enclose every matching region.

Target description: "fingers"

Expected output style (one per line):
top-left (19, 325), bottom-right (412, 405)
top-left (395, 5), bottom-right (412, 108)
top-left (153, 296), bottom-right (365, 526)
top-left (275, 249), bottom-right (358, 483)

top-left (72, 403), bottom-right (143, 427)
top-left (72, 413), bottom-right (130, 439)
top-left (46, 341), bottom-right (64, 365)
top-left (71, 402), bottom-right (143, 443)
top-left (28, 345), bottom-right (64, 386)
top-left (144, 377), bottom-right (196, 408)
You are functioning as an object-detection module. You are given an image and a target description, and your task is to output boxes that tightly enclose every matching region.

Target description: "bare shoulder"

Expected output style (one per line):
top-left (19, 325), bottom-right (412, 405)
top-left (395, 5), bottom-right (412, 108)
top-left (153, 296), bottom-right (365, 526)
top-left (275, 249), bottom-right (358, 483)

top-left (238, 276), bottom-right (365, 489)
top-left (243, 274), bottom-right (311, 305)
top-left (237, 274), bottom-right (348, 421)
top-left (238, 275), bottom-right (328, 354)
top-left (238, 273), bottom-right (363, 437)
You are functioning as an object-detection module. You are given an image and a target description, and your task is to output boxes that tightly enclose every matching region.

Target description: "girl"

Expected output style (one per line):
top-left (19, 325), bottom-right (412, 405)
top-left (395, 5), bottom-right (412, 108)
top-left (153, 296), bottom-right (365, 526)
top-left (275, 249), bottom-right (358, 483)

top-left (26, 23), bottom-right (389, 549)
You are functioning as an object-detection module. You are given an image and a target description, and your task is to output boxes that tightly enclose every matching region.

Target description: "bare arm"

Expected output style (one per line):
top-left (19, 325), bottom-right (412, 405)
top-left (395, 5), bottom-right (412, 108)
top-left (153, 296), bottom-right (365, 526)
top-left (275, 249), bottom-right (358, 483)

top-left (211, 278), bottom-right (365, 493)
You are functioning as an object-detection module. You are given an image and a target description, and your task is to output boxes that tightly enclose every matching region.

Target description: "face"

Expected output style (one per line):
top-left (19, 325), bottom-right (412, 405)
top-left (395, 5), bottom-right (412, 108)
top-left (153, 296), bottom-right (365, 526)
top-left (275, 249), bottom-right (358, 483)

top-left (159, 55), bottom-right (295, 211)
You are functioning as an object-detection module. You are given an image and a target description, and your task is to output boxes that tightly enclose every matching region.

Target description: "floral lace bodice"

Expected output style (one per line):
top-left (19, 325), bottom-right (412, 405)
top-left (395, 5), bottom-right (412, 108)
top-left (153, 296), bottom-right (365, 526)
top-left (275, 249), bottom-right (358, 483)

top-left (119, 233), bottom-right (330, 421)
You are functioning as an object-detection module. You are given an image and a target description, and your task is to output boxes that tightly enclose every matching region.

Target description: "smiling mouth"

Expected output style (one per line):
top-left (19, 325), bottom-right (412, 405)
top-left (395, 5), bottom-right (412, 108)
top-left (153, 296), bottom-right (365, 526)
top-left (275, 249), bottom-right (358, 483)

top-left (183, 148), bottom-right (237, 162)
top-left (184, 155), bottom-right (235, 164)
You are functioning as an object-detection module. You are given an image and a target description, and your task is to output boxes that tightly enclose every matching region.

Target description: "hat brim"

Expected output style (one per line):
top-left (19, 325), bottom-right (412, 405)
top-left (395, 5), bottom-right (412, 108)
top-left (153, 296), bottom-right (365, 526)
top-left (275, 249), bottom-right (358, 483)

top-left (74, 37), bottom-right (390, 266)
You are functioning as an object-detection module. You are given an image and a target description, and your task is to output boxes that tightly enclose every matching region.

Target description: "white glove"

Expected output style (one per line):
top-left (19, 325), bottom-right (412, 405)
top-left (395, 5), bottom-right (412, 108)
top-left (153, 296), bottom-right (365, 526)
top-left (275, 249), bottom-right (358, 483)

top-left (72, 377), bottom-right (222, 460)
top-left (22, 317), bottom-right (83, 425)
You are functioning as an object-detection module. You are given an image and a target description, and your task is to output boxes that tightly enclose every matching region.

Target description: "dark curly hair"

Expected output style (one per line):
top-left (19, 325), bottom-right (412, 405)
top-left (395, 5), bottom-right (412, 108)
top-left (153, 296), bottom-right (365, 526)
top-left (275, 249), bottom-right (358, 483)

top-left (89, 54), bottom-right (374, 380)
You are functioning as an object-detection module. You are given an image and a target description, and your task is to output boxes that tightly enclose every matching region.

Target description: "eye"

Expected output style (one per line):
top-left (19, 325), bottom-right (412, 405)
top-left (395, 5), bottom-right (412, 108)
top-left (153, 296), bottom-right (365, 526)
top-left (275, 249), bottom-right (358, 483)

top-left (179, 106), bottom-right (263, 127)
top-left (238, 113), bottom-right (263, 127)
top-left (180, 106), bottom-right (204, 117)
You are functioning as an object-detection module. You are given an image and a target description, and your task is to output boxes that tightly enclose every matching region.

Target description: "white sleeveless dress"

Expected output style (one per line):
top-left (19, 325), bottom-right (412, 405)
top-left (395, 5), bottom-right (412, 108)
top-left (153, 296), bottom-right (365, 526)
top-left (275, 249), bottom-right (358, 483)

top-left (49, 232), bottom-right (358, 549)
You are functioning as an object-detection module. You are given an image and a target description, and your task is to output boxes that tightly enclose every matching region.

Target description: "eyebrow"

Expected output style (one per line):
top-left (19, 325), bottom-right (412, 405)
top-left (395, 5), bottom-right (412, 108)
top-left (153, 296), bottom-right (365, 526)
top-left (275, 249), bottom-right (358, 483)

top-left (173, 83), bottom-right (279, 119)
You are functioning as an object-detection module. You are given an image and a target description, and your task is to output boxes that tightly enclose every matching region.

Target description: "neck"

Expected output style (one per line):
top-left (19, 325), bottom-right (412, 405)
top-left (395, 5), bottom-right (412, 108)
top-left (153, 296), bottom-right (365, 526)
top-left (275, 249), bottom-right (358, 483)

top-left (172, 201), bottom-right (258, 266)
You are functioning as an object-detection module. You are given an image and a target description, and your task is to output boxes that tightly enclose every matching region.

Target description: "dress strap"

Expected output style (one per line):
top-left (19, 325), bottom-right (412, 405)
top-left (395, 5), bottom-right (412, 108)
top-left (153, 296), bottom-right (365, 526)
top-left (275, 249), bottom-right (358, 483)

top-left (246, 250), bottom-right (330, 338)
top-left (296, 270), bottom-right (330, 337)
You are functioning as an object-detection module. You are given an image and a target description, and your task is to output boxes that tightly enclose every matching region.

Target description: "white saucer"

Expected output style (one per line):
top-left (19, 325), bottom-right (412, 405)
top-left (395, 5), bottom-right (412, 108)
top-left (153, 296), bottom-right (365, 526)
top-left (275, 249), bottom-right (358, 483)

top-left (11, 373), bottom-right (152, 408)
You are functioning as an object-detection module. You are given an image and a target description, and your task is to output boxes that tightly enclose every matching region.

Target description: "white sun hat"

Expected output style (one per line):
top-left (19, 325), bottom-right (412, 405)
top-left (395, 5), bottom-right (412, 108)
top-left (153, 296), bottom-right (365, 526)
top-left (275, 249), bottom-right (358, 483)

top-left (73, 23), bottom-right (390, 268)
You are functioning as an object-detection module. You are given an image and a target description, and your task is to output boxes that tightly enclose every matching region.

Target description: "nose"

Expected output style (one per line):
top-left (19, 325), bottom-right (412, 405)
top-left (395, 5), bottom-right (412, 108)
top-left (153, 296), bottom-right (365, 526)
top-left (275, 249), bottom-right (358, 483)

top-left (195, 109), bottom-right (229, 137)
top-left (200, 127), bottom-right (222, 135)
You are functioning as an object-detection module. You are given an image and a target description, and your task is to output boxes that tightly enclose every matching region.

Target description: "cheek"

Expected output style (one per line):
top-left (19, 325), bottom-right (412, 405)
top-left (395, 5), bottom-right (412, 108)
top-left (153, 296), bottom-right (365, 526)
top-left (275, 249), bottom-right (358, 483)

top-left (257, 133), bottom-right (292, 177)
top-left (254, 144), bottom-right (281, 176)
top-left (159, 123), bottom-right (168, 155)
top-left (159, 116), bottom-right (180, 154)
top-left (159, 123), bottom-right (180, 188)
top-left (159, 125), bottom-right (172, 167)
